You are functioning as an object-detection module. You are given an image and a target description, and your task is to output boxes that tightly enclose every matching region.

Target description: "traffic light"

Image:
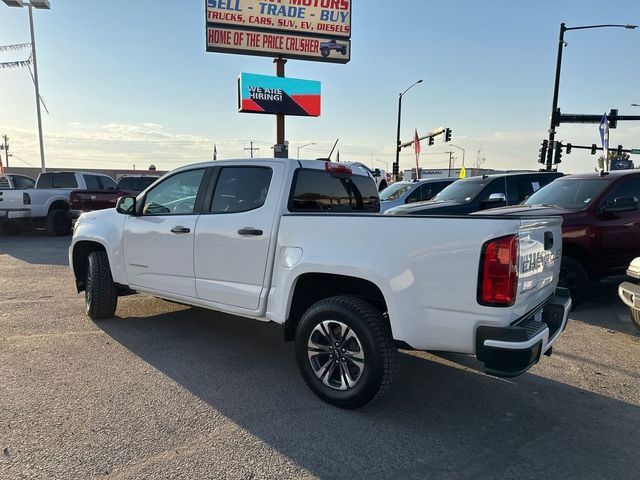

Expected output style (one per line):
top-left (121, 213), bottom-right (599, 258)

top-left (392, 161), bottom-right (399, 177)
top-left (566, 143), bottom-right (572, 154)
top-left (428, 136), bottom-right (434, 146)
top-left (444, 128), bottom-right (452, 142)
top-left (553, 141), bottom-right (563, 164)
top-left (591, 144), bottom-right (598, 155)
top-left (609, 109), bottom-right (618, 129)
top-left (617, 145), bottom-right (623, 155)
top-left (538, 140), bottom-right (548, 164)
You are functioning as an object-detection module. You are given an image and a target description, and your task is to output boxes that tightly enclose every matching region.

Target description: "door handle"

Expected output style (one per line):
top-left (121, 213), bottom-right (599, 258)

top-left (237, 227), bottom-right (263, 236)
top-left (171, 226), bottom-right (191, 234)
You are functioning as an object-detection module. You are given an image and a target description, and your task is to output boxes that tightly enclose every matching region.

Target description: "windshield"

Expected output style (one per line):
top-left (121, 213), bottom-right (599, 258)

top-left (380, 182), bottom-right (413, 201)
top-left (434, 180), bottom-right (486, 202)
top-left (524, 178), bottom-right (609, 210)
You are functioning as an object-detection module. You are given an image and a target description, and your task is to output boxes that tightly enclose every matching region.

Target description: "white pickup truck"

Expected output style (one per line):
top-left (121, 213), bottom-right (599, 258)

top-left (0, 171), bottom-right (117, 235)
top-left (69, 159), bottom-right (570, 408)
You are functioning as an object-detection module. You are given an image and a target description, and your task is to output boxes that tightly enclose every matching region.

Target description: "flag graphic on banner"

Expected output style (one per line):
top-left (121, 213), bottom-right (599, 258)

top-left (213, 144), bottom-right (218, 161)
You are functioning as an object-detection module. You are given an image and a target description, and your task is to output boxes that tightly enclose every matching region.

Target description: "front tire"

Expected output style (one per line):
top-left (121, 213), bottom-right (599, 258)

top-left (46, 209), bottom-right (71, 236)
top-left (630, 307), bottom-right (640, 332)
top-left (559, 256), bottom-right (588, 305)
top-left (85, 251), bottom-right (118, 320)
top-left (320, 47), bottom-right (329, 57)
top-left (295, 295), bottom-right (397, 409)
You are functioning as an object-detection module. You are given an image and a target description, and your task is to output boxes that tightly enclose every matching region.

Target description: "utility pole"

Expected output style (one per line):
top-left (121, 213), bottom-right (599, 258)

top-left (244, 141), bottom-right (259, 158)
top-left (2, 135), bottom-right (8, 168)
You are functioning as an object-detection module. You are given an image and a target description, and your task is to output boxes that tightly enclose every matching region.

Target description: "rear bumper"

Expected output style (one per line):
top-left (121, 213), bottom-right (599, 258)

top-left (475, 288), bottom-right (571, 378)
top-left (618, 282), bottom-right (640, 310)
top-left (0, 208), bottom-right (31, 219)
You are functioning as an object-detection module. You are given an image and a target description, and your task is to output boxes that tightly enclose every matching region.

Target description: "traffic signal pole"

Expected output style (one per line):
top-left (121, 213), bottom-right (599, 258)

top-left (546, 23), bottom-right (566, 172)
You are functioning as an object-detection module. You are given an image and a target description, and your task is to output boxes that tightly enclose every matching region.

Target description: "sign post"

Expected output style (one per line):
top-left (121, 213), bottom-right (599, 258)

top-left (205, 0), bottom-right (352, 159)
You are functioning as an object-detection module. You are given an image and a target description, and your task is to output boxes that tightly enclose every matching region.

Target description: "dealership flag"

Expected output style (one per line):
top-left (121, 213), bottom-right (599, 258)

top-left (459, 165), bottom-right (466, 178)
top-left (599, 114), bottom-right (609, 171)
top-left (213, 144), bottom-right (217, 161)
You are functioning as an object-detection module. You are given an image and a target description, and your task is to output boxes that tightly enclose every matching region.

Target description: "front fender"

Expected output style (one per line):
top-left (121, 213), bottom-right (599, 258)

top-left (69, 209), bottom-right (128, 287)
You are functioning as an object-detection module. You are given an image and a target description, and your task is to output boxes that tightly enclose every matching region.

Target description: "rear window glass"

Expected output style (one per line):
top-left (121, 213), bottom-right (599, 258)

top-left (118, 177), bottom-right (157, 192)
top-left (290, 169), bottom-right (380, 213)
top-left (83, 175), bottom-right (100, 189)
top-left (37, 173), bottom-right (78, 189)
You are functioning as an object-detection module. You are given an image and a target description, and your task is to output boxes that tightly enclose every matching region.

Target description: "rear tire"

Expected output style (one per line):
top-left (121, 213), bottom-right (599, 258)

top-left (85, 251), bottom-right (118, 320)
top-left (295, 295), bottom-right (397, 409)
top-left (46, 209), bottom-right (72, 236)
top-left (630, 307), bottom-right (640, 332)
top-left (559, 256), bottom-right (588, 305)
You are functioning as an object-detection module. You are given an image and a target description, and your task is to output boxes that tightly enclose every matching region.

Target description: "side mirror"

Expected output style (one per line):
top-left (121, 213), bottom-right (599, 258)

top-left (481, 192), bottom-right (507, 208)
top-left (116, 196), bottom-right (136, 215)
top-left (602, 196), bottom-right (639, 214)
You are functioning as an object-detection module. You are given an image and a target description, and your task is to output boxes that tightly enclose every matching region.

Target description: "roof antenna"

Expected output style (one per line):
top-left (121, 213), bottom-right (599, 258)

top-left (327, 138), bottom-right (339, 160)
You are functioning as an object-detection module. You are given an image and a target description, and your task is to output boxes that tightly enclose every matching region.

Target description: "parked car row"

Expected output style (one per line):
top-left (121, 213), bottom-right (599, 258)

top-left (0, 171), bottom-right (159, 236)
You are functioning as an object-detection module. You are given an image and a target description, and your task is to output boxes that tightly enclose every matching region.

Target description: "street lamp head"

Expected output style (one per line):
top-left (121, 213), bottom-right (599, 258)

top-left (2, 0), bottom-right (51, 7)
top-left (417, 79), bottom-right (423, 84)
top-left (625, 24), bottom-right (638, 29)
top-left (2, 0), bottom-right (25, 7)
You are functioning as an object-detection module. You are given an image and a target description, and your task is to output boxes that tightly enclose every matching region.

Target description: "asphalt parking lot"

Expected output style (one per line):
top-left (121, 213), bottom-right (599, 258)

top-left (1, 233), bottom-right (639, 480)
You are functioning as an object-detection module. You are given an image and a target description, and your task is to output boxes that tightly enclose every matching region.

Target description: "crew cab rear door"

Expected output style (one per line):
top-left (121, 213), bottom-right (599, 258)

top-left (194, 162), bottom-right (284, 311)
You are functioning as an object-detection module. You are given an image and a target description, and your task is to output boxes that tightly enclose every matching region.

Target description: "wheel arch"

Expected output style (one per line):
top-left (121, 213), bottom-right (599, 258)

top-left (72, 240), bottom-right (107, 292)
top-left (48, 199), bottom-right (70, 213)
top-left (284, 272), bottom-right (389, 342)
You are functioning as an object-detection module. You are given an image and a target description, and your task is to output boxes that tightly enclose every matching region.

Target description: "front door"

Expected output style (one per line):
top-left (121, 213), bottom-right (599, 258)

top-left (194, 163), bottom-right (283, 311)
top-left (123, 168), bottom-right (207, 298)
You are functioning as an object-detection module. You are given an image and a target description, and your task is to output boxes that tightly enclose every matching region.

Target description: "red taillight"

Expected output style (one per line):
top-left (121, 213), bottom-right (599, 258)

top-left (324, 162), bottom-right (352, 175)
top-left (479, 235), bottom-right (518, 306)
top-left (22, 192), bottom-right (31, 205)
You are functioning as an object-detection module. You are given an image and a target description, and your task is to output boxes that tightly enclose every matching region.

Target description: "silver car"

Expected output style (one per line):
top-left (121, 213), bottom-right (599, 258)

top-left (379, 178), bottom-right (456, 212)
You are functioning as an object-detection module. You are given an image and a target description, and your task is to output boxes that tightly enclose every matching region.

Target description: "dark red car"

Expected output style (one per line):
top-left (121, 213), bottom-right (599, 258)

top-left (479, 170), bottom-right (640, 302)
top-left (70, 175), bottom-right (160, 213)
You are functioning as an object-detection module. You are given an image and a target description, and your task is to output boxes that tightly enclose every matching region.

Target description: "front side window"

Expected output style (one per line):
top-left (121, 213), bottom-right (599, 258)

top-left (142, 169), bottom-right (205, 215)
top-left (380, 182), bottom-right (412, 201)
top-left (602, 178), bottom-right (640, 207)
top-left (100, 176), bottom-right (118, 190)
top-left (83, 175), bottom-right (100, 190)
top-left (435, 179), bottom-right (488, 203)
top-left (210, 167), bottom-right (272, 214)
top-left (37, 173), bottom-right (78, 189)
top-left (13, 175), bottom-right (35, 189)
top-left (290, 170), bottom-right (379, 213)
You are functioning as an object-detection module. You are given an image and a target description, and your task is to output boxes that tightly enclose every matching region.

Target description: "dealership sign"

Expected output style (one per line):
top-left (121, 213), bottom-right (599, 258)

top-left (238, 73), bottom-right (321, 116)
top-left (205, 0), bottom-right (352, 63)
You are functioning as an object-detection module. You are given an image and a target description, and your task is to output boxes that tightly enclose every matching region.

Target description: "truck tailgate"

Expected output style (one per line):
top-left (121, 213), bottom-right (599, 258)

top-left (0, 190), bottom-right (27, 210)
top-left (513, 216), bottom-right (563, 320)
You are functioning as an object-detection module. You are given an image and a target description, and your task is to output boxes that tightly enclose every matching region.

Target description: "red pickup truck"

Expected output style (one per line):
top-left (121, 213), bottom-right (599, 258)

top-left (70, 175), bottom-right (160, 213)
top-left (479, 170), bottom-right (640, 303)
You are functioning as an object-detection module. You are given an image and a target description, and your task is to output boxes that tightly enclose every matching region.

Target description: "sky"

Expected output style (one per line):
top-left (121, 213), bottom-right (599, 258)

top-left (0, 0), bottom-right (639, 174)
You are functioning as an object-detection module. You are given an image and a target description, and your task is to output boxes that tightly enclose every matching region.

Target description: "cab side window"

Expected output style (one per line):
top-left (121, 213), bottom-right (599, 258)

top-left (603, 178), bottom-right (640, 207)
top-left (13, 175), bottom-right (35, 189)
top-left (405, 186), bottom-right (421, 203)
top-left (480, 178), bottom-right (506, 201)
top-left (210, 167), bottom-right (272, 214)
top-left (143, 169), bottom-right (205, 215)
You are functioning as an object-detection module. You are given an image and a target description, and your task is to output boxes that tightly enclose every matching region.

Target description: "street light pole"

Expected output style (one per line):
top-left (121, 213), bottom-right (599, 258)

top-left (450, 144), bottom-right (465, 167)
top-left (546, 22), bottom-right (637, 172)
top-left (394, 79), bottom-right (422, 180)
top-left (297, 142), bottom-right (315, 159)
top-left (2, 0), bottom-right (51, 173)
top-left (28, 4), bottom-right (46, 173)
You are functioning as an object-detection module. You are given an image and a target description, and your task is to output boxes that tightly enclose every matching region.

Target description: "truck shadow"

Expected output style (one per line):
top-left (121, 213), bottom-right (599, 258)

top-left (571, 281), bottom-right (638, 336)
top-left (0, 232), bottom-right (70, 266)
top-left (96, 303), bottom-right (640, 478)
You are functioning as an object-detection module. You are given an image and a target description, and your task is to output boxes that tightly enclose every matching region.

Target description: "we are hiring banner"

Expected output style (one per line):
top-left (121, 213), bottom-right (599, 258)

top-left (238, 73), bottom-right (321, 117)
